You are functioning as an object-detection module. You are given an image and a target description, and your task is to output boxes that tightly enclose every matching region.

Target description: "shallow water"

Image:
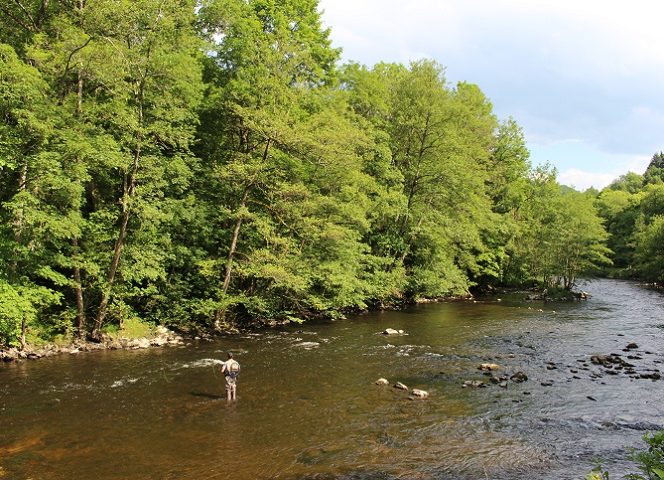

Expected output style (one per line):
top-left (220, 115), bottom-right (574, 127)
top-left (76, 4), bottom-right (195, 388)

top-left (1, 279), bottom-right (663, 479)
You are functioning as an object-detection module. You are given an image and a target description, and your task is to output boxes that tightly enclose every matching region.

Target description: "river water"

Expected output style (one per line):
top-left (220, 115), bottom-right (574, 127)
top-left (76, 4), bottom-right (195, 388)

top-left (1, 279), bottom-right (663, 479)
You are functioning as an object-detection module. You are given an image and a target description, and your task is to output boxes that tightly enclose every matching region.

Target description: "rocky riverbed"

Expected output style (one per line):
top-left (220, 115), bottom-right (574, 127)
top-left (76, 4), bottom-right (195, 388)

top-left (1, 279), bottom-right (663, 480)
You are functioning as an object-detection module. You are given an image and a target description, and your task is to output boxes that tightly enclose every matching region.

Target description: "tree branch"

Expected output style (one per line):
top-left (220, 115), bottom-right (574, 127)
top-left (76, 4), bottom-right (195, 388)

top-left (0, 5), bottom-right (34, 32)
top-left (10, 0), bottom-right (38, 30)
top-left (59, 37), bottom-right (93, 100)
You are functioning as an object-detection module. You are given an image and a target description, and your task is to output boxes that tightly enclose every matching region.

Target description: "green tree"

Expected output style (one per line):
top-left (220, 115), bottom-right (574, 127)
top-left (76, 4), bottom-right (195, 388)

top-left (504, 165), bottom-right (610, 289)
top-left (633, 184), bottom-right (664, 281)
top-left (644, 152), bottom-right (664, 185)
top-left (595, 188), bottom-right (640, 273)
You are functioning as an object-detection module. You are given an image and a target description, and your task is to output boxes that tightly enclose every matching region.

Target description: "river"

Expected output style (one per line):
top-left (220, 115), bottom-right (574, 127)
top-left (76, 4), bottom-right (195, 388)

top-left (1, 279), bottom-right (663, 479)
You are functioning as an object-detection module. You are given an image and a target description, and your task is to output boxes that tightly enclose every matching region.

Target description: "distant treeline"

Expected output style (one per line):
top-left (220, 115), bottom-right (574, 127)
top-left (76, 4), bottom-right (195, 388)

top-left (0, 0), bottom-right (635, 348)
top-left (595, 153), bottom-right (664, 282)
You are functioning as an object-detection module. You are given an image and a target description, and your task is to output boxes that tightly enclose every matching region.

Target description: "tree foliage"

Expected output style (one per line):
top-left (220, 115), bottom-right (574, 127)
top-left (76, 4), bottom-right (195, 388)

top-left (0, 0), bottom-right (614, 347)
top-left (596, 162), bottom-right (664, 282)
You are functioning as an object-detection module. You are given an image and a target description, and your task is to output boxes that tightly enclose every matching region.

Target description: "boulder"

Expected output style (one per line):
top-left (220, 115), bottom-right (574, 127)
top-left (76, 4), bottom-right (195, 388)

top-left (478, 363), bottom-right (500, 371)
top-left (462, 380), bottom-right (486, 388)
top-left (382, 328), bottom-right (404, 335)
top-left (375, 378), bottom-right (389, 386)
top-left (127, 338), bottom-right (151, 349)
top-left (510, 371), bottom-right (528, 383)
top-left (626, 342), bottom-right (639, 350)
top-left (393, 382), bottom-right (409, 391)
top-left (155, 325), bottom-right (170, 335)
top-left (411, 389), bottom-right (428, 398)
top-left (151, 336), bottom-right (169, 347)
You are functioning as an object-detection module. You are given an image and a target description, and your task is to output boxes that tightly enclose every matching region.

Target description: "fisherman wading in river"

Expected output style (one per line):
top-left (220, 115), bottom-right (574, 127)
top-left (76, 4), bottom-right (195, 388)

top-left (221, 352), bottom-right (240, 401)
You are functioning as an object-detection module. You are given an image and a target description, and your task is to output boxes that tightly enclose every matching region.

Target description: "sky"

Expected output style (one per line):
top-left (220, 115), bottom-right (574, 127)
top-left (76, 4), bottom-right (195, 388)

top-left (317, 0), bottom-right (664, 190)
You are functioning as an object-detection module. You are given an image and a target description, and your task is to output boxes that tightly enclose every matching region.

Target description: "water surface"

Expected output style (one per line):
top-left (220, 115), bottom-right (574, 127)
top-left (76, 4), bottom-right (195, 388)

top-left (1, 279), bottom-right (663, 479)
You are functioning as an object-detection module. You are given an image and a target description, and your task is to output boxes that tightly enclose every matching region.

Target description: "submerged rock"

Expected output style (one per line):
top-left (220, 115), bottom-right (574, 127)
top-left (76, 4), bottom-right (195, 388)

top-left (411, 389), bottom-right (428, 398)
top-left (394, 382), bottom-right (409, 391)
top-left (462, 380), bottom-right (486, 388)
top-left (510, 372), bottom-right (528, 383)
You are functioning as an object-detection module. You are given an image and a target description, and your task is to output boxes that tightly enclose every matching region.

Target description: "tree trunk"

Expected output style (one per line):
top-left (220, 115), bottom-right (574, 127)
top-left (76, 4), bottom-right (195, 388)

top-left (74, 66), bottom-right (86, 338)
top-left (214, 188), bottom-right (249, 330)
top-left (9, 162), bottom-right (29, 281)
top-left (222, 189), bottom-right (249, 295)
top-left (76, 63), bottom-right (83, 114)
top-left (73, 236), bottom-right (85, 338)
top-left (92, 98), bottom-right (143, 338)
top-left (213, 138), bottom-right (270, 329)
top-left (92, 150), bottom-right (138, 337)
top-left (20, 317), bottom-right (26, 351)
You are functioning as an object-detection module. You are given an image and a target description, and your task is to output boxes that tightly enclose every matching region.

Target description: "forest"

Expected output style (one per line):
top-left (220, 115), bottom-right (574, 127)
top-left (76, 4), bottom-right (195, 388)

top-left (0, 0), bottom-right (662, 349)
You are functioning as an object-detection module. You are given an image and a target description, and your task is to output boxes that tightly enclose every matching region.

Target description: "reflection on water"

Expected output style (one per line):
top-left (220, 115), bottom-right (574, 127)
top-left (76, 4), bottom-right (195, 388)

top-left (1, 279), bottom-right (663, 479)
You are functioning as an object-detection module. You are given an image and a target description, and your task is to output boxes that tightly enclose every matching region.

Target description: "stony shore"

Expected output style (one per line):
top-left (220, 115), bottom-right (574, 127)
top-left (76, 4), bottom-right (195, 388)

top-left (0, 326), bottom-right (186, 363)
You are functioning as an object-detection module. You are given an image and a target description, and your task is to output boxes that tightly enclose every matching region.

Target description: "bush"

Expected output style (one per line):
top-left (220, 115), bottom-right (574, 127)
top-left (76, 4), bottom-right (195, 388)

top-left (587, 430), bottom-right (664, 480)
top-left (0, 281), bottom-right (28, 347)
top-left (626, 430), bottom-right (664, 480)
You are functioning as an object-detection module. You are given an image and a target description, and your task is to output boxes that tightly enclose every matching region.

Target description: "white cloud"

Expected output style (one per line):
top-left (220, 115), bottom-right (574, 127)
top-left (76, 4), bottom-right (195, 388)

top-left (558, 169), bottom-right (618, 190)
top-left (318, 0), bottom-right (664, 183)
top-left (557, 153), bottom-right (651, 190)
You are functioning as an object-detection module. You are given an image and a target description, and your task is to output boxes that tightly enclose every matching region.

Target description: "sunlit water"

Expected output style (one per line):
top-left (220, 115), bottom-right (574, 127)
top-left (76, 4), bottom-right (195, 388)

top-left (1, 279), bottom-right (663, 479)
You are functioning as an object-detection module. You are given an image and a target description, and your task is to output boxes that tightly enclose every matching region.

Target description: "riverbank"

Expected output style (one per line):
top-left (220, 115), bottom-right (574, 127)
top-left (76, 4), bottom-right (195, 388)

top-left (0, 326), bottom-right (187, 363)
top-left (0, 287), bottom-right (592, 364)
top-left (0, 296), bottom-right (461, 363)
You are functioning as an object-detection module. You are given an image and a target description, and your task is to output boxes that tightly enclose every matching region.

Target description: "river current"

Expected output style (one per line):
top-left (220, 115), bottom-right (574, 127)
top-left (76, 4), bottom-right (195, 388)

top-left (1, 279), bottom-right (663, 479)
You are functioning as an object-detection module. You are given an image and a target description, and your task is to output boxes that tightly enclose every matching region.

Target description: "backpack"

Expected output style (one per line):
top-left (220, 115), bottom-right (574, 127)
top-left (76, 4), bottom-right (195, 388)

top-left (226, 360), bottom-right (240, 379)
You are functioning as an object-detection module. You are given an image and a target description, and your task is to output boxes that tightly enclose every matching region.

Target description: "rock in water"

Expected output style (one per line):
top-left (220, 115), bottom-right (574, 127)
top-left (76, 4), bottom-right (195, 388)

top-left (375, 378), bottom-right (389, 386)
top-left (393, 382), bottom-right (409, 391)
top-left (510, 371), bottom-right (528, 383)
top-left (411, 389), bottom-right (428, 398)
top-left (382, 328), bottom-right (404, 335)
top-left (462, 380), bottom-right (485, 388)
top-left (478, 363), bottom-right (500, 371)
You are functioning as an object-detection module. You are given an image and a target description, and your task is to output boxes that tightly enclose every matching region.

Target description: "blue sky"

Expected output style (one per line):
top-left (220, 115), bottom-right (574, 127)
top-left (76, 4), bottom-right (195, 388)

top-left (318, 0), bottom-right (664, 190)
